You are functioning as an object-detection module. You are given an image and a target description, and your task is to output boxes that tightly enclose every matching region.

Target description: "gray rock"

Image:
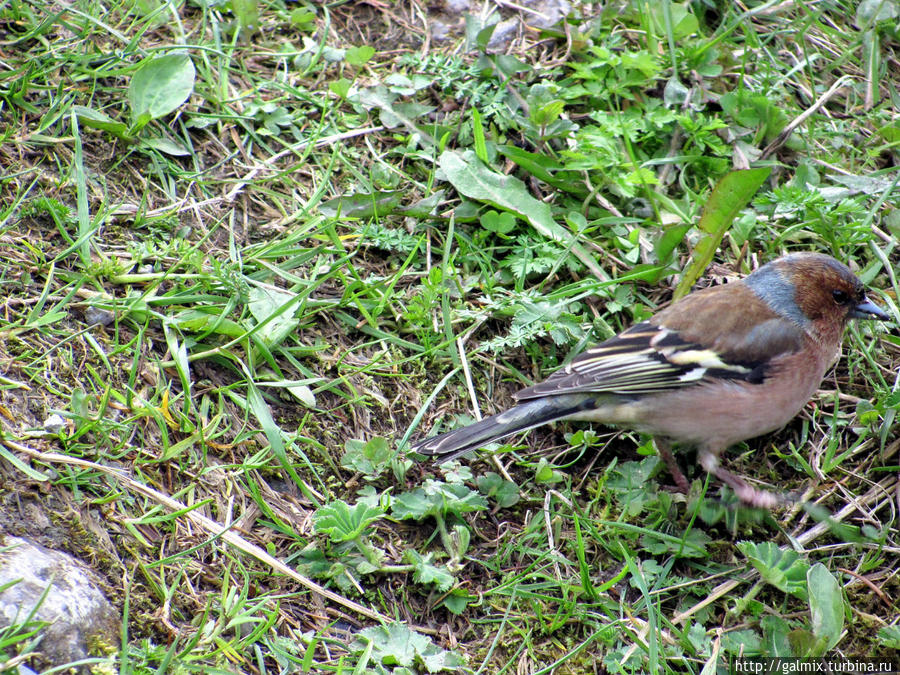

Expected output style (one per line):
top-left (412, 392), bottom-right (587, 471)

top-left (0, 537), bottom-right (119, 669)
top-left (83, 305), bottom-right (115, 326)
top-left (522, 0), bottom-right (571, 29)
top-left (444, 0), bottom-right (470, 14)
top-left (487, 18), bottom-right (519, 52)
top-left (42, 413), bottom-right (66, 435)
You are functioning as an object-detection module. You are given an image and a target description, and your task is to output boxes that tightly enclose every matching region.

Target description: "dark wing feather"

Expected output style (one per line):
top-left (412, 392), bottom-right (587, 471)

top-left (515, 304), bottom-right (806, 401)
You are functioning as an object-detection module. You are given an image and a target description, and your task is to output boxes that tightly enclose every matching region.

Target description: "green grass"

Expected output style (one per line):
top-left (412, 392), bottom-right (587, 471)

top-left (1, 0), bottom-right (899, 672)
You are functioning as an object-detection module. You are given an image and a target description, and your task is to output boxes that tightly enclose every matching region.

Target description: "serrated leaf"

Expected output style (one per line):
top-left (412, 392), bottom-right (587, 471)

top-left (737, 541), bottom-right (809, 600)
top-left (313, 500), bottom-right (384, 543)
top-left (441, 590), bottom-right (474, 615)
top-left (341, 437), bottom-right (392, 479)
top-left (391, 480), bottom-right (488, 520)
top-left (404, 550), bottom-right (455, 591)
top-left (294, 545), bottom-right (332, 578)
top-left (351, 623), bottom-right (466, 672)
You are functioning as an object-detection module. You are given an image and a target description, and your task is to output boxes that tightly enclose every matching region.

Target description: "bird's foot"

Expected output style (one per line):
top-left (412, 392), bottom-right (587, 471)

top-left (656, 440), bottom-right (690, 494)
top-left (699, 450), bottom-right (789, 509)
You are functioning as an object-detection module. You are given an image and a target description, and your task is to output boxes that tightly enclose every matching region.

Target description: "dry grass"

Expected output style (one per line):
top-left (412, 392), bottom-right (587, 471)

top-left (1, 0), bottom-right (899, 672)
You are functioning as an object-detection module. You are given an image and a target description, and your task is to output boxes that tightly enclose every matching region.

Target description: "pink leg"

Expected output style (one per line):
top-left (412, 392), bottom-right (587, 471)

top-left (656, 439), bottom-right (690, 494)
top-left (699, 450), bottom-right (784, 509)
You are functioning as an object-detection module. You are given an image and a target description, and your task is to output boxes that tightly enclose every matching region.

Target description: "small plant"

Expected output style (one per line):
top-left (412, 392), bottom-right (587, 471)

top-left (350, 622), bottom-right (466, 673)
top-left (74, 52), bottom-right (195, 154)
top-left (735, 542), bottom-right (846, 657)
top-left (341, 437), bottom-right (394, 481)
top-left (391, 479), bottom-right (487, 567)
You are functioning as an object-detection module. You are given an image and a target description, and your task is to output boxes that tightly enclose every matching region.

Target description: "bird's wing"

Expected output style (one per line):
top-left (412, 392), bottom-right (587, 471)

top-left (515, 285), bottom-right (807, 400)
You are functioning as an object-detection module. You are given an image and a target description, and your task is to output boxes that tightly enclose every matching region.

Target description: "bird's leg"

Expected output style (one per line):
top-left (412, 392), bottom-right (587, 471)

top-left (699, 450), bottom-right (783, 509)
top-left (656, 438), bottom-right (690, 494)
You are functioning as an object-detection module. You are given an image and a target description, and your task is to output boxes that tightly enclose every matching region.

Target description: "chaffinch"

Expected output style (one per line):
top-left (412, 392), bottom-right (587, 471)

top-left (412, 253), bottom-right (889, 508)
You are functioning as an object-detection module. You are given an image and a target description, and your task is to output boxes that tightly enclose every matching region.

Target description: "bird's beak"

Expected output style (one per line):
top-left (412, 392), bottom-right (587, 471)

top-left (850, 297), bottom-right (890, 320)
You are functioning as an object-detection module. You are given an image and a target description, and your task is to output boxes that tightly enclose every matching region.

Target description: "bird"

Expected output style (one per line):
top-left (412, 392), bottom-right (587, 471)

top-left (411, 252), bottom-right (889, 508)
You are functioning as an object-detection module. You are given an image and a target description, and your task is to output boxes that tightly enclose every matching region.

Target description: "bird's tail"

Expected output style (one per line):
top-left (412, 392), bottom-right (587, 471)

top-left (410, 394), bottom-right (599, 463)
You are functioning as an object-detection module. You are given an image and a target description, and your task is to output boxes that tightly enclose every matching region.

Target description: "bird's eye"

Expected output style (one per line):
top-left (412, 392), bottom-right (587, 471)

top-left (832, 289), bottom-right (850, 305)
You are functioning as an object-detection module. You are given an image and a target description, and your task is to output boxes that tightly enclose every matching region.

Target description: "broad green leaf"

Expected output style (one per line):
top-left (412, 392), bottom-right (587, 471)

top-left (329, 77), bottom-right (351, 99)
top-left (230, 0), bottom-right (259, 30)
top-left (719, 91), bottom-right (789, 142)
top-left (398, 190), bottom-right (445, 217)
top-left (641, 527), bottom-right (711, 559)
top-left (441, 589), bottom-right (475, 615)
top-left (72, 105), bottom-right (128, 139)
top-left (439, 462), bottom-right (473, 484)
top-left (761, 615), bottom-right (793, 657)
top-left (787, 629), bottom-right (817, 658)
top-left (720, 628), bottom-right (762, 656)
top-left (673, 167), bottom-right (771, 300)
top-left (737, 540), bottom-right (809, 600)
top-left (318, 190), bottom-right (403, 219)
top-left (285, 383), bottom-right (316, 408)
top-left (391, 480), bottom-right (487, 520)
top-left (313, 500), bottom-right (384, 543)
top-left (647, 1), bottom-right (699, 39)
top-left (654, 223), bottom-right (691, 263)
top-left (379, 101), bottom-right (435, 129)
top-left (480, 209), bottom-right (517, 234)
top-left (877, 625), bottom-right (900, 648)
top-left (171, 310), bottom-right (245, 338)
top-left (128, 53), bottom-right (195, 126)
top-left (475, 472), bottom-right (520, 508)
top-left (289, 7), bottom-right (316, 30)
top-left (404, 550), bottom-right (454, 591)
top-left (857, 0), bottom-right (899, 25)
top-left (139, 136), bottom-right (190, 156)
top-left (294, 545), bottom-right (332, 578)
top-left (807, 563), bottom-right (844, 655)
top-left (345, 45), bottom-right (375, 66)
top-left (351, 622), bottom-right (466, 672)
top-left (496, 144), bottom-right (585, 195)
top-left (341, 437), bottom-right (393, 479)
top-left (248, 286), bottom-right (299, 347)
top-left (439, 150), bottom-right (607, 280)
top-left (534, 457), bottom-right (565, 484)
